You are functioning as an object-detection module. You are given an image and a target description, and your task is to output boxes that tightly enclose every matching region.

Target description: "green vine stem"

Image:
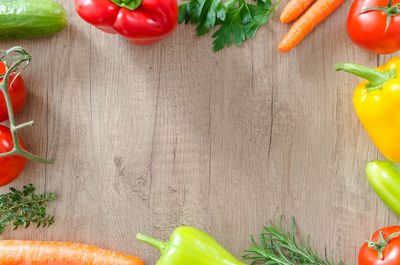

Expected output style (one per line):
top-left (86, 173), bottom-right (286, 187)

top-left (0, 46), bottom-right (54, 164)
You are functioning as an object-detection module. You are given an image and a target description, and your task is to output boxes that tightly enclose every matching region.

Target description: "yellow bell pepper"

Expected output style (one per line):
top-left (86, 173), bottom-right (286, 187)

top-left (335, 57), bottom-right (400, 163)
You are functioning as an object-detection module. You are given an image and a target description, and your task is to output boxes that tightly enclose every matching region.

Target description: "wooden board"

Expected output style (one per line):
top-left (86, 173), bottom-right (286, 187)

top-left (0, 0), bottom-right (398, 264)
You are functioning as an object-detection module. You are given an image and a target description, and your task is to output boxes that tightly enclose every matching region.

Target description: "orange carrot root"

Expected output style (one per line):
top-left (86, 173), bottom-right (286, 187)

top-left (278, 0), bottom-right (345, 53)
top-left (0, 240), bottom-right (145, 265)
top-left (280, 0), bottom-right (314, 24)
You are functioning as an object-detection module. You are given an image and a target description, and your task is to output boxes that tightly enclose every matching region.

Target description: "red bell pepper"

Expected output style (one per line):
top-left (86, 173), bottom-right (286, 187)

top-left (75, 0), bottom-right (178, 45)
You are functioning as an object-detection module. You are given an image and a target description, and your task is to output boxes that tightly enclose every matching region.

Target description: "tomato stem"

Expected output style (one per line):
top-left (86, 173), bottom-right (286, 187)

top-left (0, 46), bottom-right (54, 164)
top-left (367, 231), bottom-right (400, 260)
top-left (13, 121), bottom-right (34, 131)
top-left (360, 0), bottom-right (400, 31)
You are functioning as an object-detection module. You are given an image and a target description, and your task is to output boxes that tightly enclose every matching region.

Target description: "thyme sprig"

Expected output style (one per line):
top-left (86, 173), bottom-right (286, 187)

top-left (0, 184), bottom-right (56, 233)
top-left (243, 218), bottom-right (344, 265)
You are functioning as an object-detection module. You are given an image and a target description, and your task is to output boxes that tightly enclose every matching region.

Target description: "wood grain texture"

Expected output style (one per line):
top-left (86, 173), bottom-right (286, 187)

top-left (0, 0), bottom-right (399, 264)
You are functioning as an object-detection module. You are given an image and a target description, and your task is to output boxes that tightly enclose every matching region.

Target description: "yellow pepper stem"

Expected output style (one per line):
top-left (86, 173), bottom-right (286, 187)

top-left (335, 63), bottom-right (396, 92)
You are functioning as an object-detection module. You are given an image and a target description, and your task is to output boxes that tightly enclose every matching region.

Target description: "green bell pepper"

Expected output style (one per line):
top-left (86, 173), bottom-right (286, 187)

top-left (366, 160), bottom-right (400, 216)
top-left (137, 226), bottom-right (245, 265)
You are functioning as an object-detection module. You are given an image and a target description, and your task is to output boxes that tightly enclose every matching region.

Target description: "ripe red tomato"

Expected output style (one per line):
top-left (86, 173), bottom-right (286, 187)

top-left (0, 62), bottom-right (27, 122)
top-left (0, 125), bottom-right (27, 186)
top-left (347, 0), bottom-right (400, 54)
top-left (359, 226), bottom-right (400, 265)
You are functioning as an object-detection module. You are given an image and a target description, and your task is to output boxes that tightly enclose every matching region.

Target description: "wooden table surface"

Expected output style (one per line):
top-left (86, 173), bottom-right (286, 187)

top-left (0, 0), bottom-right (398, 264)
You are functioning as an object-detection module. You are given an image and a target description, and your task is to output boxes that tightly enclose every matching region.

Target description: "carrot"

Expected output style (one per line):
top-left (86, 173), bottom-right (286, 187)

top-left (280, 0), bottom-right (314, 23)
top-left (0, 240), bottom-right (145, 265)
top-left (278, 0), bottom-right (345, 53)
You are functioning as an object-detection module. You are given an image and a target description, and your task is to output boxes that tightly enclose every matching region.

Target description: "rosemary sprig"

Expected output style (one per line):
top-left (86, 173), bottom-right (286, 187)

top-left (0, 184), bottom-right (56, 233)
top-left (243, 218), bottom-right (344, 265)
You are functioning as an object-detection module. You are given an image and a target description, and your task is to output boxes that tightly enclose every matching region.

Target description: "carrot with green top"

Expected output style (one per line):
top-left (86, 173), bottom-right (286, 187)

top-left (278, 0), bottom-right (345, 52)
top-left (0, 240), bottom-right (144, 265)
top-left (280, 0), bottom-right (314, 23)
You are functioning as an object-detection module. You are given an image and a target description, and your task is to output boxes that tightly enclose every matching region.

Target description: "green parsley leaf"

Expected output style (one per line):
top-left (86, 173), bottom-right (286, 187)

top-left (212, 5), bottom-right (244, 51)
top-left (179, 0), bottom-right (228, 36)
top-left (179, 0), bottom-right (279, 51)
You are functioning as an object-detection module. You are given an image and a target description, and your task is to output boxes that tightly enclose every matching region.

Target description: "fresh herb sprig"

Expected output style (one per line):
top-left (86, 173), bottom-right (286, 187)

top-left (0, 184), bottom-right (56, 233)
top-left (243, 218), bottom-right (344, 265)
top-left (179, 0), bottom-right (280, 51)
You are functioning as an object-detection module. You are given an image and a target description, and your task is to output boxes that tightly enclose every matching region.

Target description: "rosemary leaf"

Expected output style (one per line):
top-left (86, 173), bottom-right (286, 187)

top-left (243, 218), bottom-right (344, 265)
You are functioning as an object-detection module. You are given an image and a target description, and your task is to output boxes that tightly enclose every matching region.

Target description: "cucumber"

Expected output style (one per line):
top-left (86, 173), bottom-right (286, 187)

top-left (0, 0), bottom-right (67, 40)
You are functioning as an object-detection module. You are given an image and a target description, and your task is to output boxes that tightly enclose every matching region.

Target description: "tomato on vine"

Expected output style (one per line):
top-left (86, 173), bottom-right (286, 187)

top-left (0, 125), bottom-right (27, 186)
top-left (359, 226), bottom-right (400, 265)
top-left (0, 46), bottom-right (54, 186)
top-left (0, 62), bottom-right (27, 122)
top-left (347, 0), bottom-right (400, 54)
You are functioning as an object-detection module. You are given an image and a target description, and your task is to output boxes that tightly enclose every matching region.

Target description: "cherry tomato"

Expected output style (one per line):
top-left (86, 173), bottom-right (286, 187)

top-left (0, 62), bottom-right (27, 122)
top-left (347, 0), bottom-right (400, 54)
top-left (359, 226), bottom-right (400, 265)
top-left (0, 125), bottom-right (27, 186)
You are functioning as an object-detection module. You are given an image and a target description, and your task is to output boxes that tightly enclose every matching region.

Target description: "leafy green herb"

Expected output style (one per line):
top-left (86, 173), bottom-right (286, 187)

top-left (0, 184), bottom-right (57, 233)
top-left (179, 0), bottom-right (279, 51)
top-left (243, 218), bottom-right (344, 265)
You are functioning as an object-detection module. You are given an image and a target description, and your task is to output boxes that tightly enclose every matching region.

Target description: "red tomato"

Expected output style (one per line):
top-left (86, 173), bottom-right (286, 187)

top-left (359, 226), bottom-right (400, 265)
top-left (0, 62), bottom-right (27, 122)
top-left (0, 125), bottom-right (27, 186)
top-left (347, 0), bottom-right (400, 54)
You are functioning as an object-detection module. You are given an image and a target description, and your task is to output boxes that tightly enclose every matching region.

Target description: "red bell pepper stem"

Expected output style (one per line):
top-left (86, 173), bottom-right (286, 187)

top-left (110, 0), bottom-right (141, 10)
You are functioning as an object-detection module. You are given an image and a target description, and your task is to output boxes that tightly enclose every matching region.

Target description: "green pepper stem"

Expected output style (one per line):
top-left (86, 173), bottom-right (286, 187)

top-left (110, 0), bottom-right (142, 10)
top-left (136, 233), bottom-right (167, 253)
top-left (334, 63), bottom-right (395, 92)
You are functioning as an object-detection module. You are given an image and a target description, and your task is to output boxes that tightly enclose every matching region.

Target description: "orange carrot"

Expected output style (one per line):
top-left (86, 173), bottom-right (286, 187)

top-left (0, 240), bottom-right (144, 265)
top-left (280, 0), bottom-right (314, 23)
top-left (278, 0), bottom-right (345, 53)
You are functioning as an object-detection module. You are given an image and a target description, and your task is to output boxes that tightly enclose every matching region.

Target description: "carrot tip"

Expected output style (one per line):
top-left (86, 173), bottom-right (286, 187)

top-left (280, 16), bottom-right (291, 24)
top-left (278, 45), bottom-right (290, 53)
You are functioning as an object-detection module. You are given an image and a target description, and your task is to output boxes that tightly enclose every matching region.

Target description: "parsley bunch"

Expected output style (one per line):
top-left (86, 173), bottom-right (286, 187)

top-left (0, 184), bottom-right (57, 233)
top-left (179, 0), bottom-right (280, 51)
